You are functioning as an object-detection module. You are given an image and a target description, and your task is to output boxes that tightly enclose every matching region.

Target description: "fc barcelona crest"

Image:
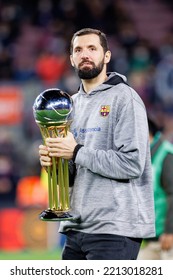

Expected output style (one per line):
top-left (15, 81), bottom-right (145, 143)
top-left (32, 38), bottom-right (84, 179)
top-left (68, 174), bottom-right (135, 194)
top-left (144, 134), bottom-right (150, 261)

top-left (100, 105), bottom-right (110, 117)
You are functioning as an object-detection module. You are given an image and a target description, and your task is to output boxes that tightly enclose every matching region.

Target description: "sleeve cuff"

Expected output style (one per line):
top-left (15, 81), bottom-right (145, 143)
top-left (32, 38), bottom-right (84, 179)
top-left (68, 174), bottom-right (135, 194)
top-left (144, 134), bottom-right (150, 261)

top-left (72, 144), bottom-right (83, 162)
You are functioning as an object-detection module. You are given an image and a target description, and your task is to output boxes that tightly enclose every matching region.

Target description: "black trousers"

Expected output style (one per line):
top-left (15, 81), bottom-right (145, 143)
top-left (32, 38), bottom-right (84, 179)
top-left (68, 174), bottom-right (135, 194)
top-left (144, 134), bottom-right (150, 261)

top-left (62, 231), bottom-right (142, 260)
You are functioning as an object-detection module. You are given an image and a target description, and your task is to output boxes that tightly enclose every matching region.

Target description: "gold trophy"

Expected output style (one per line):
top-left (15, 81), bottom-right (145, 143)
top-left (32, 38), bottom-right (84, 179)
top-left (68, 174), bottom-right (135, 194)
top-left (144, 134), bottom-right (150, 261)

top-left (33, 88), bottom-right (78, 221)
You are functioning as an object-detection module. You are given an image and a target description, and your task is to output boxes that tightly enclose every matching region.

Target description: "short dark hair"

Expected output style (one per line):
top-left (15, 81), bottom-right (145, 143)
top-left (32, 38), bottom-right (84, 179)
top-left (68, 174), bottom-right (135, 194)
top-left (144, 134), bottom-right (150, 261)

top-left (70, 28), bottom-right (109, 54)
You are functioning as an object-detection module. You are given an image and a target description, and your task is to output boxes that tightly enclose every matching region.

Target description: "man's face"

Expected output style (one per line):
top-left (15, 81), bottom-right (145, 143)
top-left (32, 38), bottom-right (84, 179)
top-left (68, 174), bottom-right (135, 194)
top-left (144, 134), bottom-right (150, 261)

top-left (70, 34), bottom-right (110, 79)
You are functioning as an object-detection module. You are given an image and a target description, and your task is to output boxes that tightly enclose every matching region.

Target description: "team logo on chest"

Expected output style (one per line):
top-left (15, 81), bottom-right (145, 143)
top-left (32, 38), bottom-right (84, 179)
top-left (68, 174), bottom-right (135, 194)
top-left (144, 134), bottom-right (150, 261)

top-left (100, 105), bottom-right (110, 117)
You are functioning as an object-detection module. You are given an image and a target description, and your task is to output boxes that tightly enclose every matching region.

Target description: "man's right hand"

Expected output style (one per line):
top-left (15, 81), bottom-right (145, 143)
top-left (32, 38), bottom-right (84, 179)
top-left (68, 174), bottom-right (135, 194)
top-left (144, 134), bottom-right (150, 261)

top-left (39, 144), bottom-right (52, 167)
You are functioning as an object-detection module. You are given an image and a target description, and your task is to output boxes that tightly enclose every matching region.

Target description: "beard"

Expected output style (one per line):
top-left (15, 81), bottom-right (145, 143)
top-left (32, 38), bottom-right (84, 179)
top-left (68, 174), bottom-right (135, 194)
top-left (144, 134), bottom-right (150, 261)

top-left (74, 59), bottom-right (105, 79)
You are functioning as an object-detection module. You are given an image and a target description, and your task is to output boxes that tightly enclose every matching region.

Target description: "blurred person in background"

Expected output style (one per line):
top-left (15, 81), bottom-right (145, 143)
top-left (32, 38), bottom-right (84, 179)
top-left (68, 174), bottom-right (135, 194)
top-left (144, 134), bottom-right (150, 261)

top-left (39, 28), bottom-right (155, 260)
top-left (138, 117), bottom-right (173, 259)
top-left (0, 154), bottom-right (17, 208)
top-left (154, 53), bottom-right (173, 108)
top-left (0, 130), bottom-right (20, 208)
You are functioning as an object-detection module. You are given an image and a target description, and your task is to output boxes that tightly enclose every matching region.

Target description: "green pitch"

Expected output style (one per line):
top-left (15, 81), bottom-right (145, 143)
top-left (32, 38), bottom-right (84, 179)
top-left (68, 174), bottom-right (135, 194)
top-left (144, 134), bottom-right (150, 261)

top-left (0, 249), bottom-right (62, 260)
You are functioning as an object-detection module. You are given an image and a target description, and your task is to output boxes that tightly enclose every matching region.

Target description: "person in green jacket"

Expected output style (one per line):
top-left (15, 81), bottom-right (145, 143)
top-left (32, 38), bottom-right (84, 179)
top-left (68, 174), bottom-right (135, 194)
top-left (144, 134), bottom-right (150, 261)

top-left (138, 117), bottom-right (173, 259)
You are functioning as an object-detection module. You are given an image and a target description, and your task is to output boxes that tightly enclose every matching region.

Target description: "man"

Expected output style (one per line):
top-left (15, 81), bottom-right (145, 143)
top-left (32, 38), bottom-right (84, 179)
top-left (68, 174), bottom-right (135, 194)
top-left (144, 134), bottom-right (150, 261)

top-left (39, 28), bottom-right (155, 260)
top-left (138, 117), bottom-right (173, 259)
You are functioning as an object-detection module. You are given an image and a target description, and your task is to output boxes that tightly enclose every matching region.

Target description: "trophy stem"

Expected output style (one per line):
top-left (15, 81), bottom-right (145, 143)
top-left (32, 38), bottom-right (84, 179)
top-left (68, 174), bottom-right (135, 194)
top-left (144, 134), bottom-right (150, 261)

top-left (38, 123), bottom-right (79, 221)
top-left (52, 157), bottom-right (59, 209)
top-left (64, 159), bottom-right (69, 208)
top-left (62, 126), bottom-right (69, 209)
top-left (40, 126), bottom-right (54, 210)
top-left (47, 166), bottom-right (53, 209)
top-left (58, 158), bottom-right (65, 209)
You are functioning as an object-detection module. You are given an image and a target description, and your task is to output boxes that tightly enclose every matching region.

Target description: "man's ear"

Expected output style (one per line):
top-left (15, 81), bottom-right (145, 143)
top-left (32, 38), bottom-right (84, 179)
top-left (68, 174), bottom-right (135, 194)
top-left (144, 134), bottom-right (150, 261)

top-left (104, 50), bottom-right (111, 64)
top-left (70, 55), bottom-right (74, 67)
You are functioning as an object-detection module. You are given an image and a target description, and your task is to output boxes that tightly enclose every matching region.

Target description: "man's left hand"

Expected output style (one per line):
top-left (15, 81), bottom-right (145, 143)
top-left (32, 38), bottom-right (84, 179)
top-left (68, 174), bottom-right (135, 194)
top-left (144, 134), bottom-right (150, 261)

top-left (46, 131), bottom-right (77, 160)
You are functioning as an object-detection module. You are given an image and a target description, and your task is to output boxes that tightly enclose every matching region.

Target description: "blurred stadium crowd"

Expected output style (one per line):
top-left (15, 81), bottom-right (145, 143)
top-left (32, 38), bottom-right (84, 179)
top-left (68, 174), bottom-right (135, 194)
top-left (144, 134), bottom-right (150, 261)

top-left (0, 0), bottom-right (173, 251)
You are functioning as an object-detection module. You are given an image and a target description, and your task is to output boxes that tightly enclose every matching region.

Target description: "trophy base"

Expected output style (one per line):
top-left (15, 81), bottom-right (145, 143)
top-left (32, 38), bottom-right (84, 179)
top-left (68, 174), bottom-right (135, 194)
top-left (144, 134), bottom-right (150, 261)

top-left (39, 209), bottom-right (80, 222)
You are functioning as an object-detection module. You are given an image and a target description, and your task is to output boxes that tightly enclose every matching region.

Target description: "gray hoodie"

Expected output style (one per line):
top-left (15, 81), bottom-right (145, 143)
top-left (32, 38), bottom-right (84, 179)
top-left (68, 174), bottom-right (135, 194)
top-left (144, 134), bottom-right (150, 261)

top-left (59, 72), bottom-right (155, 238)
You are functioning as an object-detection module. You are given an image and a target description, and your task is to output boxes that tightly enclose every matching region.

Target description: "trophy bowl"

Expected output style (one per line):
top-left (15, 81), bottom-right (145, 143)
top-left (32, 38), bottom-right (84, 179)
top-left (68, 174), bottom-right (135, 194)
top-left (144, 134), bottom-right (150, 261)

top-left (33, 88), bottom-right (73, 126)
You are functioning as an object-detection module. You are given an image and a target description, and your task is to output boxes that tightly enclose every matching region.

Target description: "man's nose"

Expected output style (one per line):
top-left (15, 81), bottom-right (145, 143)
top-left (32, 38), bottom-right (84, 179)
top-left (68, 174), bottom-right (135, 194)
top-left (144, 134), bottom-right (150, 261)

top-left (80, 49), bottom-right (89, 58)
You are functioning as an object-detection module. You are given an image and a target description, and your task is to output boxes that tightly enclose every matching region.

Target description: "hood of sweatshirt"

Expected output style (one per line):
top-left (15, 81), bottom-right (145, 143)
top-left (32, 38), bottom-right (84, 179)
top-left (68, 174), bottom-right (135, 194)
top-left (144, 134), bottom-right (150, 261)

top-left (78, 72), bottom-right (128, 96)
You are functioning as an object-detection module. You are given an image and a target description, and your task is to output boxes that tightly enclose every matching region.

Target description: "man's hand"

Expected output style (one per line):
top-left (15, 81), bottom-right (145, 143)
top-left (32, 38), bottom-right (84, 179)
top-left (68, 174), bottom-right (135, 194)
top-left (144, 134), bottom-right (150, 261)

top-left (39, 144), bottom-right (52, 167)
top-left (159, 233), bottom-right (173, 250)
top-left (45, 131), bottom-right (77, 160)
